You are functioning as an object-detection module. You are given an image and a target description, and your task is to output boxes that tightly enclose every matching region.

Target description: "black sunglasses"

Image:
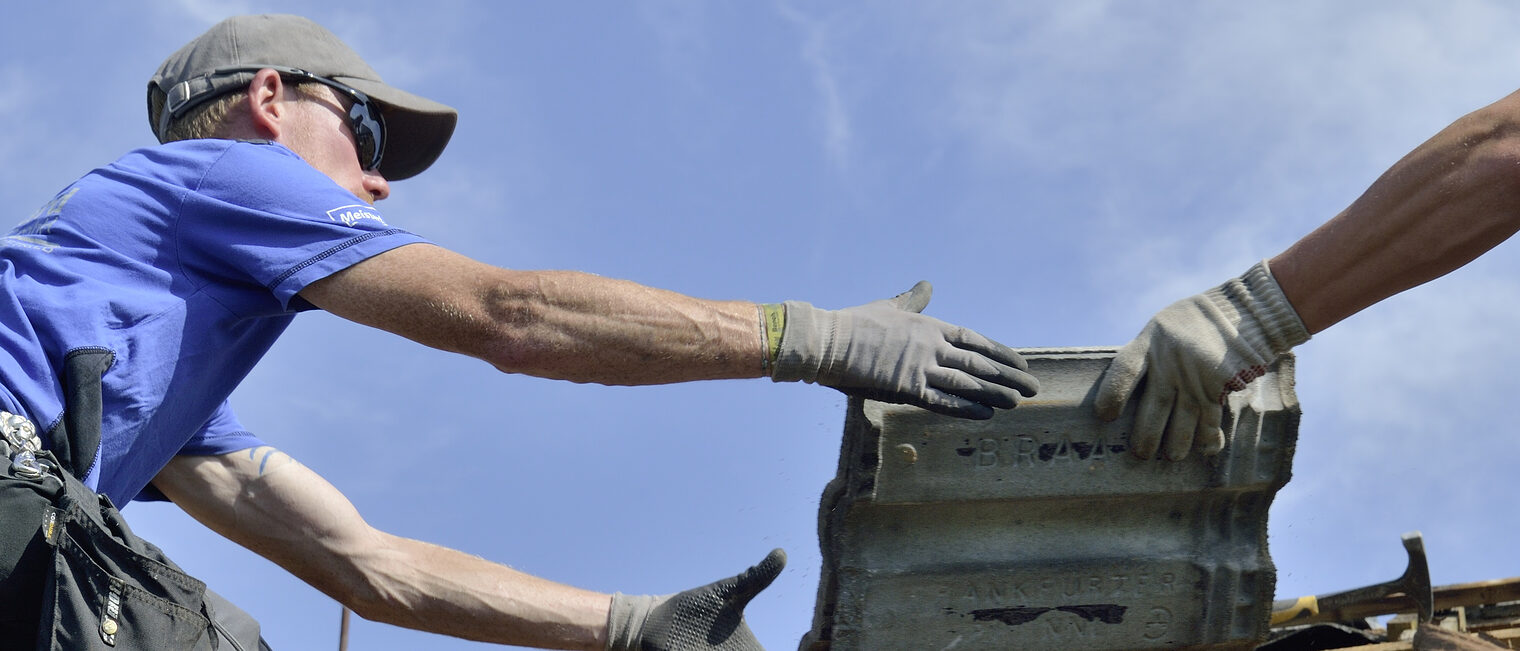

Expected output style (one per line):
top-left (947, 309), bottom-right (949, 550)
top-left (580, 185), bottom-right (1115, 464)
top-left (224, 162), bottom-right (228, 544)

top-left (163, 65), bottom-right (387, 171)
top-left (269, 67), bottom-right (387, 172)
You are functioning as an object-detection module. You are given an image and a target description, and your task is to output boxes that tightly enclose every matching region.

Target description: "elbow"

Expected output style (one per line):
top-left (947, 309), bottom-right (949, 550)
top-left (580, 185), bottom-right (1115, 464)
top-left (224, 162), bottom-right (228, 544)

top-left (322, 535), bottom-right (428, 630)
top-left (345, 598), bottom-right (420, 632)
top-left (423, 288), bottom-right (551, 375)
top-left (471, 282), bottom-right (553, 374)
top-left (343, 595), bottom-right (395, 628)
top-left (475, 295), bottom-right (601, 381)
top-left (479, 331), bottom-right (554, 378)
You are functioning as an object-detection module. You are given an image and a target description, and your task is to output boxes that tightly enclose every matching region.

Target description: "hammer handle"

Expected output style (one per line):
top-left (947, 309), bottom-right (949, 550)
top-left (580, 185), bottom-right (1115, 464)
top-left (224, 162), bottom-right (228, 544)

top-left (1269, 595), bottom-right (1319, 626)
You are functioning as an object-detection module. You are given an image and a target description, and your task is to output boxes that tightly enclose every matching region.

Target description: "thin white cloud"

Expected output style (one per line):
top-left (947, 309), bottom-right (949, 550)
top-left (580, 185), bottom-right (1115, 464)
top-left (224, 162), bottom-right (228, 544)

top-left (1305, 271), bottom-right (1520, 433)
top-left (776, 2), bottom-right (853, 170)
top-left (918, 2), bottom-right (1518, 172)
top-left (906, 1), bottom-right (1520, 304)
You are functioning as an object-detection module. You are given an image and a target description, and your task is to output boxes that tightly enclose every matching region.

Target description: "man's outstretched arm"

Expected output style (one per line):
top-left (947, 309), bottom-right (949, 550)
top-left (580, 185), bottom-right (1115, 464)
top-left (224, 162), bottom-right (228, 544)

top-left (298, 244), bottom-right (1039, 419)
top-left (152, 448), bottom-right (784, 650)
top-left (153, 447), bottom-right (612, 649)
top-left (1095, 87), bottom-right (1520, 459)
top-left (1269, 88), bottom-right (1520, 334)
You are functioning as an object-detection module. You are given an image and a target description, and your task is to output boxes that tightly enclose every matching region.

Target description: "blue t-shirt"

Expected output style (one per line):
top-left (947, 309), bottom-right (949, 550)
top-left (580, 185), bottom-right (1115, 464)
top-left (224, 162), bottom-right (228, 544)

top-left (0, 139), bottom-right (428, 505)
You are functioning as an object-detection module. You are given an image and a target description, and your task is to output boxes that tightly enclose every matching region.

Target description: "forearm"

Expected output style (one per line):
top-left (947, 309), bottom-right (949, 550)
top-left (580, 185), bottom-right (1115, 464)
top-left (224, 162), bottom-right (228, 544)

top-left (342, 532), bottom-right (609, 650)
top-left (155, 451), bottom-right (612, 650)
top-left (476, 270), bottom-right (764, 385)
top-left (301, 245), bottom-right (1039, 417)
top-left (1271, 89), bottom-right (1520, 333)
top-left (300, 245), bottom-right (765, 385)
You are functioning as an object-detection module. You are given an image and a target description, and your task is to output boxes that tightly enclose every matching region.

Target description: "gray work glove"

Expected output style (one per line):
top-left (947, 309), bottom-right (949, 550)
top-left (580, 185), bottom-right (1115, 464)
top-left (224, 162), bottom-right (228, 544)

top-left (1094, 261), bottom-right (1310, 460)
top-left (770, 282), bottom-right (1039, 420)
top-left (606, 549), bottom-right (785, 651)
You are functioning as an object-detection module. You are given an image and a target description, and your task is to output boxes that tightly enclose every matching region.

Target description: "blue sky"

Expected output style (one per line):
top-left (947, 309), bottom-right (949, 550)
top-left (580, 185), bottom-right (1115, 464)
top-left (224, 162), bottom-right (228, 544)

top-left (4, 2), bottom-right (1520, 649)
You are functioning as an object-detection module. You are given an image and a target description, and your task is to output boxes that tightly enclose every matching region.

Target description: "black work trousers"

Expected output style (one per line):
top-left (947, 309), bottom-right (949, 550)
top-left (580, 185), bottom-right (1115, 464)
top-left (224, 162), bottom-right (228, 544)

top-left (0, 451), bottom-right (268, 650)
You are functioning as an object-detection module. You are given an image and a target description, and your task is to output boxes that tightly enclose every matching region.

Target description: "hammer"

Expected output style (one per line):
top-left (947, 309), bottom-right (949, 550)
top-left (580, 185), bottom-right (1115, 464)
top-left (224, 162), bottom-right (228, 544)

top-left (1269, 531), bottom-right (1434, 626)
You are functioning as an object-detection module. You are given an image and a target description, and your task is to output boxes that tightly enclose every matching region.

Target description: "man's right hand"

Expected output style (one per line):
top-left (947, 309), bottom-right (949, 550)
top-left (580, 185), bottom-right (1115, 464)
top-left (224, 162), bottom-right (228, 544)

top-left (1094, 261), bottom-right (1309, 460)
top-left (769, 282), bottom-right (1040, 419)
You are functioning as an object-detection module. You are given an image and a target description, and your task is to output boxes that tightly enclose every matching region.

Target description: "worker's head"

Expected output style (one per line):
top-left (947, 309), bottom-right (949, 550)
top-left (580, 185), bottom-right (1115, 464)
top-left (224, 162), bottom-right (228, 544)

top-left (147, 14), bottom-right (457, 198)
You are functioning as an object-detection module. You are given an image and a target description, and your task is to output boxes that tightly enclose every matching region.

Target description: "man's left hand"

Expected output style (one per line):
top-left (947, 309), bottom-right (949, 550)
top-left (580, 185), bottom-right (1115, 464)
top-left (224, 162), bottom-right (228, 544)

top-left (771, 282), bottom-right (1040, 419)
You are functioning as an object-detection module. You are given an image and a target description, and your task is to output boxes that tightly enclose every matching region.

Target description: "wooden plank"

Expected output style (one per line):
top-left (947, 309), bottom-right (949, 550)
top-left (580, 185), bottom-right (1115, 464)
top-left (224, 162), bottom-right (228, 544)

top-left (1289, 577), bottom-right (1520, 624)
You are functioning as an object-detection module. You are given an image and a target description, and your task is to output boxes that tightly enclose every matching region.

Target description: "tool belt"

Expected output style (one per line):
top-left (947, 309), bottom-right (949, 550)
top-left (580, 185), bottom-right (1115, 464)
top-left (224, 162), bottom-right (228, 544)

top-left (0, 347), bottom-right (267, 650)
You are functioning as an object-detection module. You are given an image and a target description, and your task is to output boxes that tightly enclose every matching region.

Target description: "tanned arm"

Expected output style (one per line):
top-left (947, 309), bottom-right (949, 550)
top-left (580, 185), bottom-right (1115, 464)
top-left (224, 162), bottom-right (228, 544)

top-left (298, 243), bottom-right (765, 385)
top-left (1272, 88), bottom-right (1520, 333)
top-left (153, 448), bottom-right (610, 650)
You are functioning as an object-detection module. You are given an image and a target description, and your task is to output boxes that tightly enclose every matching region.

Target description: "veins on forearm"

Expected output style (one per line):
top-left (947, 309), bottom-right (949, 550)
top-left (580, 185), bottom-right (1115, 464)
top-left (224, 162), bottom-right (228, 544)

top-left (480, 271), bottom-right (759, 384)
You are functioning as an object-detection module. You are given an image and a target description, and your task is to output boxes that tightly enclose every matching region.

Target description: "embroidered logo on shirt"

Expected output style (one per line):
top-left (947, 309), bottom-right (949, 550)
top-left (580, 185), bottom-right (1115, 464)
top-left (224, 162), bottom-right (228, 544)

top-left (325, 204), bottom-right (387, 227)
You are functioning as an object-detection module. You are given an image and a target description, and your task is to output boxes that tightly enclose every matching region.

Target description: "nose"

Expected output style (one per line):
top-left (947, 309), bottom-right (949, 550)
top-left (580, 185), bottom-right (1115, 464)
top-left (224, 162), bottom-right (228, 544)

top-left (362, 169), bottom-right (391, 202)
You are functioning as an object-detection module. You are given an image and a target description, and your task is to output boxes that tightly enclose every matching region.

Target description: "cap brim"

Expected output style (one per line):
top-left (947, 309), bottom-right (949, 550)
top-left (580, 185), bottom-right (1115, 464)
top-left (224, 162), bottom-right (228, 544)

top-left (339, 77), bottom-right (457, 181)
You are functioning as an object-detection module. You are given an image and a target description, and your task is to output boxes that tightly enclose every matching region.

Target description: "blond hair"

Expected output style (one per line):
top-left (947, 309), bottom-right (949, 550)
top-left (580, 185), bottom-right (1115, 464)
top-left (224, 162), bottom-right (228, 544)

top-left (149, 81), bottom-right (328, 143)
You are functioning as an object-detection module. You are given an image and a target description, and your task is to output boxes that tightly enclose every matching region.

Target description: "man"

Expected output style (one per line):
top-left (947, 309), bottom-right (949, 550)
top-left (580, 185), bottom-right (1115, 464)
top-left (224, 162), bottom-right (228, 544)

top-left (0, 13), bottom-right (1039, 650)
top-left (1094, 85), bottom-right (1520, 462)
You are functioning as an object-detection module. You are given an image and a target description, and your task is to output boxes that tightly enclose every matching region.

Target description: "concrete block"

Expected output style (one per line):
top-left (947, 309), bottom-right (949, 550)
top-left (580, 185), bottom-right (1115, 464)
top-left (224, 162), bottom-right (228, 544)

top-left (801, 347), bottom-right (1300, 650)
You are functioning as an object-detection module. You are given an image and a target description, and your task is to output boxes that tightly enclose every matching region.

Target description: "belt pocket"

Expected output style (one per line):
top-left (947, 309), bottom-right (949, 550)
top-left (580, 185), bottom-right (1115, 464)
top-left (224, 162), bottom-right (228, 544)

top-left (0, 468), bottom-right (62, 644)
top-left (41, 501), bottom-right (215, 650)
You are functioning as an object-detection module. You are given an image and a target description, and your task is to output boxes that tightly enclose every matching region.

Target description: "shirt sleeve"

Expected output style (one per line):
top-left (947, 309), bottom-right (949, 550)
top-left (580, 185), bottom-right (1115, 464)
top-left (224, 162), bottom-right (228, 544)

top-left (132, 400), bottom-right (266, 503)
top-left (175, 141), bottom-right (431, 316)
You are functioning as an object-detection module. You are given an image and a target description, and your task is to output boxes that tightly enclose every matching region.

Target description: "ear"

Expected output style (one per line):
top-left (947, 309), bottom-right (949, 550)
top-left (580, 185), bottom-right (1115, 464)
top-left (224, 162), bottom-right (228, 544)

top-left (244, 68), bottom-right (292, 140)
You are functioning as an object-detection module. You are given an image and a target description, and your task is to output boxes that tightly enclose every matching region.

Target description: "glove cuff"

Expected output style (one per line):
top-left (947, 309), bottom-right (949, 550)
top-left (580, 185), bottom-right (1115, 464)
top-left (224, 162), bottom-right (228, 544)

top-left (1211, 260), bottom-right (1311, 357)
top-left (770, 301), bottom-right (832, 384)
top-left (757, 303), bottom-right (786, 373)
top-left (606, 593), bottom-right (662, 651)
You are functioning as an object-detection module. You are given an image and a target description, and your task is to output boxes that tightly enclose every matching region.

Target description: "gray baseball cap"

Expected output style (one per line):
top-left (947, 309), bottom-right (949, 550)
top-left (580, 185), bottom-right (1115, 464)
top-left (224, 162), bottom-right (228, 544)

top-left (148, 14), bottom-right (457, 181)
